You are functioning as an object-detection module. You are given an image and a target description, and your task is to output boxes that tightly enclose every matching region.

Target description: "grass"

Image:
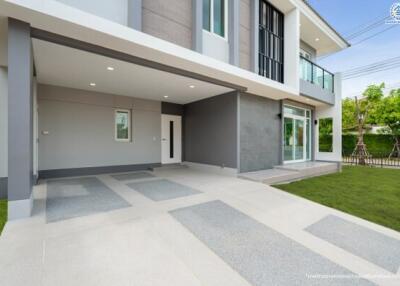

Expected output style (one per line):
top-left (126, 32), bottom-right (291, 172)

top-left (273, 166), bottom-right (400, 232)
top-left (0, 200), bottom-right (6, 235)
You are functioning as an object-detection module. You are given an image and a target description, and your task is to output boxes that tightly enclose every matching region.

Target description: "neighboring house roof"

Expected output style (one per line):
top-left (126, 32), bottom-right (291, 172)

top-left (302, 0), bottom-right (351, 47)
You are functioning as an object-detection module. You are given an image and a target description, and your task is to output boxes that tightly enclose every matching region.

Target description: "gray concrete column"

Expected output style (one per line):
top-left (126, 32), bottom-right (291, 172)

top-left (250, 0), bottom-right (259, 73)
top-left (7, 18), bottom-right (33, 219)
top-left (128, 0), bottom-right (142, 31)
top-left (229, 0), bottom-right (239, 66)
top-left (192, 0), bottom-right (203, 52)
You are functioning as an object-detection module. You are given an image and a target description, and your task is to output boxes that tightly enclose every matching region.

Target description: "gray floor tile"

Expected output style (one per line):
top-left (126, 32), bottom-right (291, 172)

top-left (170, 200), bottom-right (375, 286)
top-left (127, 179), bottom-right (201, 201)
top-left (305, 215), bottom-right (400, 273)
top-left (46, 177), bottom-right (131, 223)
top-left (111, 171), bottom-right (155, 181)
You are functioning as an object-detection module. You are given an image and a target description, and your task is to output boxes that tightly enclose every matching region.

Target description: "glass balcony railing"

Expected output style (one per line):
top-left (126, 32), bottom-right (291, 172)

top-left (299, 56), bottom-right (334, 93)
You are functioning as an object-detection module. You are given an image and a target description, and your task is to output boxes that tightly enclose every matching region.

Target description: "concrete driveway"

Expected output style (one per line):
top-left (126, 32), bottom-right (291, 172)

top-left (0, 167), bottom-right (399, 286)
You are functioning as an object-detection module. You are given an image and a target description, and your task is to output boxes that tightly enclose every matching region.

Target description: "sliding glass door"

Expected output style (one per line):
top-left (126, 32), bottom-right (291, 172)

top-left (283, 106), bottom-right (311, 163)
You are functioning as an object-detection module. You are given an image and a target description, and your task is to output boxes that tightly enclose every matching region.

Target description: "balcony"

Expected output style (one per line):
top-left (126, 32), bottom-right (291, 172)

top-left (299, 56), bottom-right (335, 104)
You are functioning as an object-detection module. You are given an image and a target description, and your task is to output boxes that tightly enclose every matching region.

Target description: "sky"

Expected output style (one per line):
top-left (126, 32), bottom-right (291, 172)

top-left (307, 0), bottom-right (400, 98)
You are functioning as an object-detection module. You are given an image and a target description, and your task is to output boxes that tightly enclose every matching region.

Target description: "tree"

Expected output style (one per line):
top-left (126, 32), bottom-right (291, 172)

top-left (342, 98), bottom-right (357, 133)
top-left (352, 83), bottom-right (385, 164)
top-left (375, 88), bottom-right (400, 158)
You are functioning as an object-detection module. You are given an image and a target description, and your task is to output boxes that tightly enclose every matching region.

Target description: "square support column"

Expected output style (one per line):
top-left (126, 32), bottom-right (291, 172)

top-left (7, 18), bottom-right (33, 220)
top-left (192, 0), bottom-right (203, 53)
top-left (229, 0), bottom-right (239, 66)
top-left (250, 0), bottom-right (259, 73)
top-left (284, 7), bottom-right (300, 91)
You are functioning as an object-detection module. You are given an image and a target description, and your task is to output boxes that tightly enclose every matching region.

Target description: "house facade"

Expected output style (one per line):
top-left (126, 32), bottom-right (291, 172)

top-left (0, 0), bottom-right (349, 219)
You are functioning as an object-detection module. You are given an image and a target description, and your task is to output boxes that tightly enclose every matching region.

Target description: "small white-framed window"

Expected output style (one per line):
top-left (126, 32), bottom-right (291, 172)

top-left (203, 0), bottom-right (228, 39)
top-left (114, 109), bottom-right (131, 142)
top-left (300, 49), bottom-right (312, 60)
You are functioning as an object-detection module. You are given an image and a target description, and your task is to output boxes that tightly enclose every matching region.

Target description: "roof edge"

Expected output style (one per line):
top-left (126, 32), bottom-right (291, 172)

top-left (302, 0), bottom-right (350, 48)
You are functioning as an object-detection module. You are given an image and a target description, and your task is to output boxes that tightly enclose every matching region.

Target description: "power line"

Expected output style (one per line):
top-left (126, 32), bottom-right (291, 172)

top-left (343, 64), bottom-right (400, 80)
top-left (318, 17), bottom-right (396, 61)
top-left (342, 14), bottom-right (387, 37)
top-left (346, 16), bottom-right (390, 40)
top-left (342, 56), bottom-right (400, 75)
top-left (343, 59), bottom-right (400, 78)
top-left (351, 25), bottom-right (398, 46)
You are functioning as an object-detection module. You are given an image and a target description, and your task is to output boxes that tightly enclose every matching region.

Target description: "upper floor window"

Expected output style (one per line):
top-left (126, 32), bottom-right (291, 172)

top-left (259, 0), bottom-right (284, 83)
top-left (203, 0), bottom-right (226, 38)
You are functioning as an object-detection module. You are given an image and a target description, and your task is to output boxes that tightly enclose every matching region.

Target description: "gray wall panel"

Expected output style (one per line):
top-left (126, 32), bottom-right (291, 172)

top-left (184, 92), bottom-right (238, 168)
top-left (239, 93), bottom-right (281, 172)
top-left (142, 0), bottom-right (192, 49)
top-left (38, 85), bottom-right (161, 171)
top-left (0, 177), bottom-right (7, 199)
top-left (8, 19), bottom-right (33, 202)
top-left (300, 79), bottom-right (335, 105)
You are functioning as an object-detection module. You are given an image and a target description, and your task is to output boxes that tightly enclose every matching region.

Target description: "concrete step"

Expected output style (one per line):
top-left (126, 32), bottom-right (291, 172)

top-left (274, 162), bottom-right (339, 178)
top-left (152, 163), bottom-right (188, 171)
top-left (238, 168), bottom-right (300, 185)
top-left (239, 161), bottom-right (340, 185)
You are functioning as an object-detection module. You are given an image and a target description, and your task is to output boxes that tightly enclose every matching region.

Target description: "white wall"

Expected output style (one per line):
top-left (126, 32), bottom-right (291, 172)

top-left (284, 7), bottom-right (300, 92)
top-left (0, 67), bottom-right (7, 178)
top-left (315, 73), bottom-right (342, 161)
top-left (202, 31), bottom-right (230, 63)
top-left (38, 85), bottom-right (161, 170)
top-left (56, 0), bottom-right (128, 25)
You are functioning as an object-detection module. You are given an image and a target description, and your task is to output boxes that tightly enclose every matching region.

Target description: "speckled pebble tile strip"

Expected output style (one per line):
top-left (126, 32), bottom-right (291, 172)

top-left (46, 177), bottom-right (131, 223)
top-left (111, 171), bottom-right (155, 181)
top-left (305, 214), bottom-right (400, 273)
top-left (127, 179), bottom-right (202, 201)
top-left (170, 200), bottom-right (375, 286)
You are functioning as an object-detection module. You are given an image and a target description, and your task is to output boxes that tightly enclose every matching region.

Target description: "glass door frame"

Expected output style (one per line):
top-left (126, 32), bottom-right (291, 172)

top-left (283, 105), bottom-right (312, 164)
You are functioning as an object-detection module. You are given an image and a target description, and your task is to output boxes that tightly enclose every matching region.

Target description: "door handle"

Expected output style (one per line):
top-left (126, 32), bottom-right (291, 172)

top-left (162, 138), bottom-right (167, 141)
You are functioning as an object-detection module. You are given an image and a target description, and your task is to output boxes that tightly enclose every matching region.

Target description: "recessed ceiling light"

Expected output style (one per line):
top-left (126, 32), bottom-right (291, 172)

top-left (107, 66), bottom-right (114, 71)
top-left (189, 85), bottom-right (195, 89)
top-left (315, 38), bottom-right (320, 42)
top-left (164, 95), bottom-right (169, 98)
top-left (90, 82), bottom-right (96, 86)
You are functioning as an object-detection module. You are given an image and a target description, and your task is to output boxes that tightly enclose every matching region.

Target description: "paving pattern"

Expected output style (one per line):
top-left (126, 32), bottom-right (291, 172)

top-left (1, 168), bottom-right (399, 286)
top-left (46, 177), bottom-right (131, 223)
top-left (305, 215), bottom-right (400, 273)
top-left (170, 200), bottom-right (376, 286)
top-left (111, 171), bottom-right (155, 181)
top-left (127, 178), bottom-right (202, 201)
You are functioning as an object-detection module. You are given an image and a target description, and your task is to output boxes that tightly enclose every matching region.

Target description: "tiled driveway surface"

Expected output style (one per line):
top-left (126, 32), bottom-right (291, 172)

top-left (0, 168), bottom-right (399, 286)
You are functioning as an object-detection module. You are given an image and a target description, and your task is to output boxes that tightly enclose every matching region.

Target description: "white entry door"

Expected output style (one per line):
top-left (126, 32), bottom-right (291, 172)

top-left (161, 114), bottom-right (182, 164)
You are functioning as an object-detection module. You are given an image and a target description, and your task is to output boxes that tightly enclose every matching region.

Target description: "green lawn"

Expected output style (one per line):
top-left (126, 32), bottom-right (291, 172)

top-left (273, 166), bottom-right (400, 232)
top-left (0, 200), bottom-right (6, 235)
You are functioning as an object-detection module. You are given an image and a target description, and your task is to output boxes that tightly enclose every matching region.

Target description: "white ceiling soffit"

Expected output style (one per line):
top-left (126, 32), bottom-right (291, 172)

top-left (297, 1), bottom-right (349, 56)
top-left (32, 39), bottom-right (233, 104)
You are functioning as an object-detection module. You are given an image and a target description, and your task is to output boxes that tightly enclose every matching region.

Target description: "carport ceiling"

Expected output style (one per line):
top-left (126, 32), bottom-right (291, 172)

top-left (32, 39), bottom-right (233, 104)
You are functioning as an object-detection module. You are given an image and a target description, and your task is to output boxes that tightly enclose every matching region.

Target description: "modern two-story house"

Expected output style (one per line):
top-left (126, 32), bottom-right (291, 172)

top-left (0, 0), bottom-right (349, 219)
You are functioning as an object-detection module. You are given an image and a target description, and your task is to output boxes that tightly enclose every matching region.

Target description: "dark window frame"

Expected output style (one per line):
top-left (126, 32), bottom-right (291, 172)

top-left (258, 0), bottom-right (284, 83)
